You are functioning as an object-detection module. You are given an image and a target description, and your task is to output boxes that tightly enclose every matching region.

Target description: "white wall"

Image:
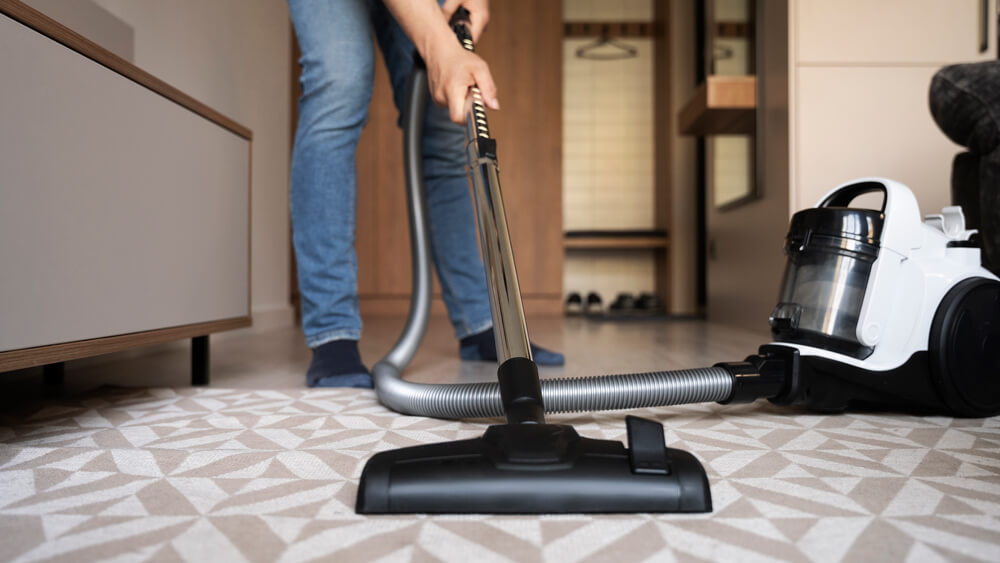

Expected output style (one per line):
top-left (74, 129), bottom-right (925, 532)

top-left (21, 0), bottom-right (134, 61)
top-left (93, 0), bottom-right (292, 328)
top-left (788, 0), bottom-right (995, 215)
top-left (563, 38), bottom-right (656, 233)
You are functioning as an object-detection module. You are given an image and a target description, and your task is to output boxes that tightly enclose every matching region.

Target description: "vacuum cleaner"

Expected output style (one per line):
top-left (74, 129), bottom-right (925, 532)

top-left (356, 10), bottom-right (1000, 515)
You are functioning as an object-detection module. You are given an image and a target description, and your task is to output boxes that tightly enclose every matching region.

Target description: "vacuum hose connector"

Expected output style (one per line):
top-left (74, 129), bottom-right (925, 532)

top-left (715, 345), bottom-right (795, 405)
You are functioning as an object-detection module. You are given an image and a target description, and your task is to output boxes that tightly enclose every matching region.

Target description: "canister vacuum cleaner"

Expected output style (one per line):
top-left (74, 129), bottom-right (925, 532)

top-left (356, 9), bottom-right (1000, 515)
top-left (754, 179), bottom-right (999, 417)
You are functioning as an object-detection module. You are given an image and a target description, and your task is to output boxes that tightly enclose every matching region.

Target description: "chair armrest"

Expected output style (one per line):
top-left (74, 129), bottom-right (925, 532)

top-left (930, 61), bottom-right (1000, 155)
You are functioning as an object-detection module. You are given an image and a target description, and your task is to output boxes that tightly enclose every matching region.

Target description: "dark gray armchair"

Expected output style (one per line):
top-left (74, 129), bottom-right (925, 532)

top-left (930, 61), bottom-right (1000, 276)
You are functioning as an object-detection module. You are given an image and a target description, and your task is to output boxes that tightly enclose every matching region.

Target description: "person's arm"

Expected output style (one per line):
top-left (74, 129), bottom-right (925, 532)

top-left (382, 0), bottom-right (499, 124)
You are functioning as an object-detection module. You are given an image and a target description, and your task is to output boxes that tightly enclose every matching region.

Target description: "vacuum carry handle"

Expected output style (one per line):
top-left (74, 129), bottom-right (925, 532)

top-left (819, 181), bottom-right (887, 212)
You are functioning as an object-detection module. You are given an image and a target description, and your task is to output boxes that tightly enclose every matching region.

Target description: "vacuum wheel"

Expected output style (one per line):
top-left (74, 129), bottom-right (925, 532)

top-left (929, 277), bottom-right (1000, 417)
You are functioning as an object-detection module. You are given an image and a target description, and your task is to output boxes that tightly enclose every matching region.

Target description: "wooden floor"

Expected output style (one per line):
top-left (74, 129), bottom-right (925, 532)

top-left (0, 315), bottom-right (769, 405)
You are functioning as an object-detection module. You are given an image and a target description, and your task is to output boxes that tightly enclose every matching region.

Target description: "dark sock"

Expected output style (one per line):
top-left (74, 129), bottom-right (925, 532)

top-left (306, 340), bottom-right (372, 389)
top-left (460, 328), bottom-right (499, 361)
top-left (459, 327), bottom-right (565, 366)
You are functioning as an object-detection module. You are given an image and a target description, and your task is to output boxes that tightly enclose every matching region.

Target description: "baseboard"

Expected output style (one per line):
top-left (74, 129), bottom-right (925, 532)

top-left (521, 296), bottom-right (564, 315)
top-left (249, 304), bottom-right (296, 331)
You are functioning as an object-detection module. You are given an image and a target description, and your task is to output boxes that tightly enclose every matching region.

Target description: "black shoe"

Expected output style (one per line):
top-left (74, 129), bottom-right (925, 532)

top-left (609, 292), bottom-right (637, 314)
top-left (565, 292), bottom-right (583, 315)
top-left (584, 292), bottom-right (604, 315)
top-left (636, 292), bottom-right (663, 313)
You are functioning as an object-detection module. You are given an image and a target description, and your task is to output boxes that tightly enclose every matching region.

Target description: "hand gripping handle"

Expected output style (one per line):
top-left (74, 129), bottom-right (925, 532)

top-left (449, 7), bottom-right (490, 139)
top-left (450, 7), bottom-right (474, 52)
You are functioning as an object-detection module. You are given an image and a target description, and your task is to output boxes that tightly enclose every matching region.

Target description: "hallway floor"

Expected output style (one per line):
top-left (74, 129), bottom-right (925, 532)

top-left (1, 315), bottom-right (768, 401)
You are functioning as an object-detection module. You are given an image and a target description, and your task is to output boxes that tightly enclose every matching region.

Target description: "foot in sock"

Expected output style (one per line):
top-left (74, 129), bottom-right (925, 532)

top-left (306, 339), bottom-right (373, 388)
top-left (458, 327), bottom-right (565, 366)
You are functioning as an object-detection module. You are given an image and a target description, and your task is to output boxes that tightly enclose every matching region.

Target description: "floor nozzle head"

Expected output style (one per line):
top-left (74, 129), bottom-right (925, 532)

top-left (356, 417), bottom-right (711, 514)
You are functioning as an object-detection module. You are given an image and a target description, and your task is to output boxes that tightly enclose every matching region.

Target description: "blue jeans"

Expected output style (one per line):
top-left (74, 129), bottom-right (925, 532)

top-left (289, 0), bottom-right (493, 348)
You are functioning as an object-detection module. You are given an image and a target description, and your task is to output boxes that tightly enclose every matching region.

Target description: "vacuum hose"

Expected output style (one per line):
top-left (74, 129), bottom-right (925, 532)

top-left (370, 59), bottom-right (738, 419)
top-left (375, 362), bottom-right (732, 419)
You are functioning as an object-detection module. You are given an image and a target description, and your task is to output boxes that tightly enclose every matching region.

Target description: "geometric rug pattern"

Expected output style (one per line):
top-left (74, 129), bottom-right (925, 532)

top-left (1, 387), bottom-right (998, 562)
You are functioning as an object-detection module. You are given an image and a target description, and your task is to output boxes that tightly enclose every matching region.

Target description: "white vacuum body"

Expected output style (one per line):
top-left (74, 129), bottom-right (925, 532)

top-left (766, 178), bottom-right (1000, 416)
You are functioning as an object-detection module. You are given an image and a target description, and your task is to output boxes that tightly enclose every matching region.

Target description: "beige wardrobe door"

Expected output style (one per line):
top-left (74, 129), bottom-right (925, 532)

top-left (796, 0), bottom-right (997, 65)
top-left (794, 65), bottom-right (964, 213)
top-left (353, 0), bottom-right (564, 314)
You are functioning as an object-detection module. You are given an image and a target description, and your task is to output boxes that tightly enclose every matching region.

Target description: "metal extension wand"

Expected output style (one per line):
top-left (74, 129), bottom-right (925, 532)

top-left (369, 9), bottom-right (747, 421)
top-left (452, 11), bottom-right (545, 425)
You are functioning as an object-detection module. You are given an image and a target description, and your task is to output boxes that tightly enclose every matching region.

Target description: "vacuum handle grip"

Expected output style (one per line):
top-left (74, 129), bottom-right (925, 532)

top-left (819, 181), bottom-right (887, 212)
top-left (448, 6), bottom-right (491, 140)
top-left (450, 7), bottom-right (475, 52)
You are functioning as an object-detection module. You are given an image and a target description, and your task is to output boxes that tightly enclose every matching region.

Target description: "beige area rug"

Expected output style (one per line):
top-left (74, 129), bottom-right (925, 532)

top-left (0, 387), bottom-right (998, 562)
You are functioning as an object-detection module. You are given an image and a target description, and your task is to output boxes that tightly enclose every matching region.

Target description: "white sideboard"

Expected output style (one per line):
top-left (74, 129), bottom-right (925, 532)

top-left (0, 1), bottom-right (251, 373)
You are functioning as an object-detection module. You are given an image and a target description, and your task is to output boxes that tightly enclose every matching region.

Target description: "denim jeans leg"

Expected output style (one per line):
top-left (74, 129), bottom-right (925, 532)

top-left (420, 103), bottom-right (495, 338)
top-left (288, 0), bottom-right (374, 348)
top-left (371, 2), bottom-right (494, 339)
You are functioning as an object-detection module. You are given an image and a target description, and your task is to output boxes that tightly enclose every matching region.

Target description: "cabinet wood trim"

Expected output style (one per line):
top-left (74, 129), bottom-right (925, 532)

top-left (0, 317), bottom-right (252, 372)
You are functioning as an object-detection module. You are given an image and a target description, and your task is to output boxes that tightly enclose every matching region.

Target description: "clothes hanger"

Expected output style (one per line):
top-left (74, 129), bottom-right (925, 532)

top-left (575, 24), bottom-right (638, 61)
top-left (713, 44), bottom-right (734, 60)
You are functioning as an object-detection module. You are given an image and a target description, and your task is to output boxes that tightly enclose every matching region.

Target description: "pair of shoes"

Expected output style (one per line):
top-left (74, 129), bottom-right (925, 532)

top-left (306, 340), bottom-right (373, 389)
top-left (459, 327), bottom-right (565, 366)
top-left (609, 292), bottom-right (637, 312)
top-left (565, 292), bottom-right (604, 316)
top-left (636, 292), bottom-right (662, 312)
top-left (609, 292), bottom-right (664, 316)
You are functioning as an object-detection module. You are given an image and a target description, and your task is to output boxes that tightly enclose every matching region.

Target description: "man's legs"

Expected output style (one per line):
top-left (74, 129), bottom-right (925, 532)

top-left (289, 0), bottom-right (375, 386)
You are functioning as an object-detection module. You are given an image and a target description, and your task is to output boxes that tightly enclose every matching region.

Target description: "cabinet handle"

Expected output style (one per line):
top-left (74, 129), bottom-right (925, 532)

top-left (980, 0), bottom-right (989, 53)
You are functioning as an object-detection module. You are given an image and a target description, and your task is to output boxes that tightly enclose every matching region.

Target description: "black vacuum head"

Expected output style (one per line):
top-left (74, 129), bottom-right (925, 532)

top-left (356, 416), bottom-right (712, 514)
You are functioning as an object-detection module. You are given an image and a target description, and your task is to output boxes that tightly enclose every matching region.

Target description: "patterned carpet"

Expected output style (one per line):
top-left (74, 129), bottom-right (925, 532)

top-left (0, 387), bottom-right (998, 562)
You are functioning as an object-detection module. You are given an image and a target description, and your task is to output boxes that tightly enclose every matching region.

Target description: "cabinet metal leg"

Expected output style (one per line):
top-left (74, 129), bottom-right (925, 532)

top-left (192, 336), bottom-right (209, 386)
top-left (43, 362), bottom-right (65, 386)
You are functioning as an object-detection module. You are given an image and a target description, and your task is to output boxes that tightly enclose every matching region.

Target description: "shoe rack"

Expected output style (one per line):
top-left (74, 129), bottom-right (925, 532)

top-left (561, 0), bottom-right (673, 316)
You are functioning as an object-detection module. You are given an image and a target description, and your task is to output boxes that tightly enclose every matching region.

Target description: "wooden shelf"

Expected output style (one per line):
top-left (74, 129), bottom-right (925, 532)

top-left (563, 21), bottom-right (656, 38)
top-left (564, 236), bottom-right (669, 250)
top-left (678, 75), bottom-right (756, 135)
